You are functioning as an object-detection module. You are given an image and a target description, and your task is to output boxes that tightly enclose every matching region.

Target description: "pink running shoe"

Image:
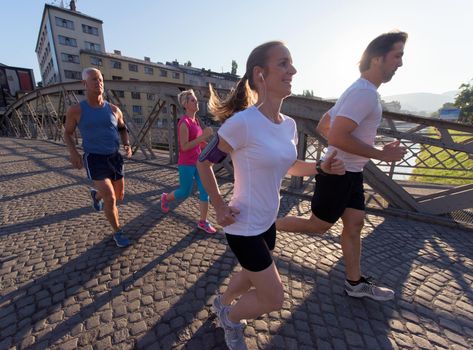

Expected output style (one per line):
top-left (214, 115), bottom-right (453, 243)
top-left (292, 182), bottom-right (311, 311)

top-left (197, 220), bottom-right (217, 234)
top-left (160, 193), bottom-right (169, 213)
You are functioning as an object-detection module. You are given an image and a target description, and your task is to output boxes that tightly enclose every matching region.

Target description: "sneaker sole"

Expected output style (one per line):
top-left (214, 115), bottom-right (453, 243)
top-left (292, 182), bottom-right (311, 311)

top-left (197, 226), bottom-right (217, 234)
top-left (113, 237), bottom-right (130, 248)
top-left (345, 289), bottom-right (394, 301)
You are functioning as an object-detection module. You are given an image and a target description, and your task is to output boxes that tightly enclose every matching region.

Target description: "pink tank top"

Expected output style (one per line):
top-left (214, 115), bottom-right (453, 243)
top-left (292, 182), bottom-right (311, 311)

top-left (177, 115), bottom-right (203, 165)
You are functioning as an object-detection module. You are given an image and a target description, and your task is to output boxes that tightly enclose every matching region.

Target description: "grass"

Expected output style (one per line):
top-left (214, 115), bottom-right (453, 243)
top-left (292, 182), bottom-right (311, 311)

top-left (410, 129), bottom-right (473, 185)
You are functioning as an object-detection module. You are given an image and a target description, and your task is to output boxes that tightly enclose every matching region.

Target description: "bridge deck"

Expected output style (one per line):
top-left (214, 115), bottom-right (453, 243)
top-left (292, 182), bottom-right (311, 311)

top-left (0, 137), bottom-right (472, 350)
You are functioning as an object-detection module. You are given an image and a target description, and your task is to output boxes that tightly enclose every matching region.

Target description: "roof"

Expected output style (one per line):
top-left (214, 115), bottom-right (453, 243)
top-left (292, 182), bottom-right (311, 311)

top-left (79, 50), bottom-right (182, 72)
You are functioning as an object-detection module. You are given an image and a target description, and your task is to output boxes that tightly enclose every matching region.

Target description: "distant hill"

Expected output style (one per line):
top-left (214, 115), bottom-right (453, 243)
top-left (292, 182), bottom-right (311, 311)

top-left (382, 90), bottom-right (458, 113)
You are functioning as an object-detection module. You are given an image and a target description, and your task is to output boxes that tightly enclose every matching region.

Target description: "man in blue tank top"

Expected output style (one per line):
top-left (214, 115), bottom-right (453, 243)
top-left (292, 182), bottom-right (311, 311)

top-left (64, 67), bottom-right (132, 247)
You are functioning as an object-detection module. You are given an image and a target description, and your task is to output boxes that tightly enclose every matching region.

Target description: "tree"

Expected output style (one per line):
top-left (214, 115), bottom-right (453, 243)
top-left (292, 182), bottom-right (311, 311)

top-left (302, 89), bottom-right (315, 97)
top-left (455, 79), bottom-right (473, 124)
top-left (231, 60), bottom-right (238, 75)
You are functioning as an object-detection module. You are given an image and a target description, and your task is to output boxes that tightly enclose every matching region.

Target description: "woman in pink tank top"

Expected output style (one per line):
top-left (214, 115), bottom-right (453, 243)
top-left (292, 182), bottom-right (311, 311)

top-left (160, 89), bottom-right (217, 233)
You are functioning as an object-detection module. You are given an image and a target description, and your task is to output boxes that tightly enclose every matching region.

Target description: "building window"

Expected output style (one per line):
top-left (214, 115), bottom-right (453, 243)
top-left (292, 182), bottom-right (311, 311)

top-left (112, 76), bottom-right (122, 80)
top-left (64, 70), bottom-right (82, 80)
top-left (172, 72), bottom-right (180, 79)
top-left (82, 24), bottom-right (99, 36)
top-left (144, 66), bottom-right (153, 75)
top-left (61, 53), bottom-right (80, 64)
top-left (58, 35), bottom-right (77, 47)
top-left (85, 41), bottom-right (101, 51)
top-left (147, 93), bottom-right (155, 101)
top-left (132, 105), bottom-right (142, 114)
top-left (129, 64), bottom-right (138, 72)
top-left (110, 60), bottom-right (121, 69)
top-left (160, 69), bottom-right (168, 77)
top-left (112, 90), bottom-right (125, 98)
top-left (131, 92), bottom-right (141, 99)
top-left (90, 56), bottom-right (103, 66)
top-left (55, 17), bottom-right (74, 29)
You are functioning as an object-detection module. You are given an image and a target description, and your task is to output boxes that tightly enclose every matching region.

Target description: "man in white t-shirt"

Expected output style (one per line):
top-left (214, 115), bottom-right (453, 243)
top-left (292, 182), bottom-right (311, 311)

top-left (277, 31), bottom-right (408, 301)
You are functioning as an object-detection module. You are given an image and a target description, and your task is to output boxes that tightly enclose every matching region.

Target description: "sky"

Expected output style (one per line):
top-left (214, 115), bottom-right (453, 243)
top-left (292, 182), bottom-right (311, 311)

top-left (1, 0), bottom-right (472, 99)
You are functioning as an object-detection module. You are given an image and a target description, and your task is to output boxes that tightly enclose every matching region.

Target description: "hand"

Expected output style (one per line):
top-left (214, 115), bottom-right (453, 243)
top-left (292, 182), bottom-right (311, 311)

top-left (321, 150), bottom-right (345, 175)
top-left (215, 204), bottom-right (240, 227)
top-left (380, 140), bottom-right (406, 162)
top-left (202, 127), bottom-right (214, 139)
top-left (124, 145), bottom-right (132, 159)
top-left (69, 151), bottom-right (83, 169)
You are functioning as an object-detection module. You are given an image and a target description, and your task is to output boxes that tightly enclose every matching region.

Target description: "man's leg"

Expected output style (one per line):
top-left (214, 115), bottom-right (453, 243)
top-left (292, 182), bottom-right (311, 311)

top-left (276, 213), bottom-right (332, 234)
top-left (341, 207), bottom-right (394, 301)
top-left (94, 178), bottom-right (119, 231)
top-left (340, 207), bottom-right (365, 281)
top-left (112, 177), bottom-right (125, 202)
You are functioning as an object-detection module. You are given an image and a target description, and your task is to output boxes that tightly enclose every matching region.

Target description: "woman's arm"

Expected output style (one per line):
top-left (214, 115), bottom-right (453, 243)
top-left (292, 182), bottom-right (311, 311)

top-left (179, 123), bottom-right (213, 151)
top-left (196, 135), bottom-right (239, 226)
top-left (287, 151), bottom-right (345, 177)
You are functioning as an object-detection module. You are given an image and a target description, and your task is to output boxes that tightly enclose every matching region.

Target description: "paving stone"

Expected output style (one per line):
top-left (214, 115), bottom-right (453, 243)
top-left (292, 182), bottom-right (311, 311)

top-left (1, 138), bottom-right (472, 350)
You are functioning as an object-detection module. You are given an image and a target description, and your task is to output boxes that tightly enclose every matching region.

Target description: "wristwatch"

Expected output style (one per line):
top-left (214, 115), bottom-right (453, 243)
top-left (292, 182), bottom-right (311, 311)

top-left (316, 160), bottom-right (327, 176)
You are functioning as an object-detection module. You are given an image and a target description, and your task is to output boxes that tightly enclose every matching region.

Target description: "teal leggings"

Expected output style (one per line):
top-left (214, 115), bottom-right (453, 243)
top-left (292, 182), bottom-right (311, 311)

top-left (174, 165), bottom-right (209, 202)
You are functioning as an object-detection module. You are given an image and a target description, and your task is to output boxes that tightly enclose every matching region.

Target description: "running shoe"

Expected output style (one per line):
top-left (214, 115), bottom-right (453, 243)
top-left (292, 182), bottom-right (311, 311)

top-left (90, 188), bottom-right (103, 211)
top-left (160, 192), bottom-right (169, 213)
top-left (197, 220), bottom-right (217, 234)
top-left (345, 276), bottom-right (394, 301)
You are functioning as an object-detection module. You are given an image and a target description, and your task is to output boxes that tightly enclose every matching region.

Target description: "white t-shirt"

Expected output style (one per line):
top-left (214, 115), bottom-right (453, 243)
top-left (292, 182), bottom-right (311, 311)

top-left (326, 78), bottom-right (382, 172)
top-left (218, 106), bottom-right (298, 236)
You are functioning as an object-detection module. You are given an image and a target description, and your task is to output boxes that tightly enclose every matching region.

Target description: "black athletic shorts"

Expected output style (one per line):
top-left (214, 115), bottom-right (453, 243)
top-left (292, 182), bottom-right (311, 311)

top-left (311, 171), bottom-right (365, 224)
top-left (225, 223), bottom-right (276, 272)
top-left (83, 152), bottom-right (124, 181)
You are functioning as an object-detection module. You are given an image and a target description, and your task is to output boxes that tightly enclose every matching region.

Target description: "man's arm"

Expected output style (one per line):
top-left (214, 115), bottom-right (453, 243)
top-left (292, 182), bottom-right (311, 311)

top-left (328, 116), bottom-right (405, 162)
top-left (113, 105), bottom-right (132, 158)
top-left (316, 112), bottom-right (331, 139)
top-left (64, 104), bottom-right (83, 169)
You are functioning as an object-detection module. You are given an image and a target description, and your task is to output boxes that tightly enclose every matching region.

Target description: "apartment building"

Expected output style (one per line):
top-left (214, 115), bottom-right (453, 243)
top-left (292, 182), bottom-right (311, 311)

top-left (35, 1), bottom-right (105, 85)
top-left (80, 50), bottom-right (185, 124)
top-left (34, 1), bottom-right (239, 132)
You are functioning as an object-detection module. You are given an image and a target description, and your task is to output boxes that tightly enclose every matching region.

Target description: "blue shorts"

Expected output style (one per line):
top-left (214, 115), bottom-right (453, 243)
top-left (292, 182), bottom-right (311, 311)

top-left (83, 152), bottom-right (124, 181)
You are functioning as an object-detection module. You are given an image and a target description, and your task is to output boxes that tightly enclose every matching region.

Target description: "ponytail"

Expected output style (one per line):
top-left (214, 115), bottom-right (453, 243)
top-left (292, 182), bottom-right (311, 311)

top-left (208, 74), bottom-right (256, 122)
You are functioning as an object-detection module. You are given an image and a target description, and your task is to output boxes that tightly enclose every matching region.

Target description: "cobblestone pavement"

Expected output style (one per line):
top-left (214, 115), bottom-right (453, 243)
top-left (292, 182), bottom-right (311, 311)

top-left (1, 137), bottom-right (472, 350)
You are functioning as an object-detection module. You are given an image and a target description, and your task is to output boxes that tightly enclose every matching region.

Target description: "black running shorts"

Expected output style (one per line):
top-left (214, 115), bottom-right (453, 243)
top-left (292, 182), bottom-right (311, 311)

top-left (311, 171), bottom-right (365, 224)
top-left (83, 152), bottom-right (124, 181)
top-left (225, 223), bottom-right (276, 272)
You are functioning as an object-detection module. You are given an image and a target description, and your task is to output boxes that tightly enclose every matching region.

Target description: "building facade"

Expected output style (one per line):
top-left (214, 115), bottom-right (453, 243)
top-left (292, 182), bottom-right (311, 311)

top-left (35, 1), bottom-right (105, 86)
top-left (34, 1), bottom-right (239, 137)
top-left (0, 63), bottom-right (36, 107)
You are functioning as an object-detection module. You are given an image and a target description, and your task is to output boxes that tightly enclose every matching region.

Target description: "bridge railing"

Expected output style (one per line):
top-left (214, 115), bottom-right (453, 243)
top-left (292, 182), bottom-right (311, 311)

top-left (1, 81), bottom-right (472, 226)
top-left (281, 95), bottom-right (473, 225)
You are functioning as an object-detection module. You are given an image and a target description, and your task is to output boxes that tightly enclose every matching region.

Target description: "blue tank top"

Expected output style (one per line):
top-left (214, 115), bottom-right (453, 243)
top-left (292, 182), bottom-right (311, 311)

top-left (78, 100), bottom-right (120, 154)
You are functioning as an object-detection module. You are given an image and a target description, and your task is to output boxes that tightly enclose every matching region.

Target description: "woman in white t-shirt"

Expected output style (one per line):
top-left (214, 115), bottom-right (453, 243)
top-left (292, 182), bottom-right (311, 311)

top-left (197, 41), bottom-right (344, 350)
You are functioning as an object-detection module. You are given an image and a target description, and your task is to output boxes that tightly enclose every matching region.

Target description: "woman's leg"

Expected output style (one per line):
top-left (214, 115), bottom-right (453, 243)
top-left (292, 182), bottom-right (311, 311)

top-left (167, 165), bottom-right (194, 202)
top-left (195, 167), bottom-right (210, 221)
top-left (227, 262), bottom-right (284, 322)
